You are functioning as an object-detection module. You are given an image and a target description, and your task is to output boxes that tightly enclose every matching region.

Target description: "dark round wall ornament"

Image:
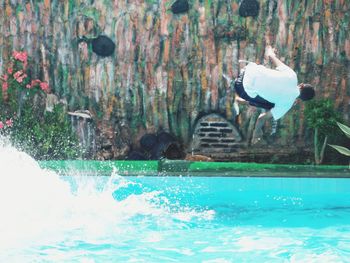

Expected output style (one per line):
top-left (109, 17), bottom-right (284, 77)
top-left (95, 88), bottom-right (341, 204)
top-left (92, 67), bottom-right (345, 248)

top-left (171, 0), bottom-right (189, 14)
top-left (91, 35), bottom-right (116, 57)
top-left (78, 35), bottom-right (116, 57)
top-left (239, 0), bottom-right (260, 18)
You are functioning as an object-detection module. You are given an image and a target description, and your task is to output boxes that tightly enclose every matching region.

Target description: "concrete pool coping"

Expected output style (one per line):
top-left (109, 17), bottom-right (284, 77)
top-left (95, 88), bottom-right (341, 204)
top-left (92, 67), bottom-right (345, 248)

top-left (38, 160), bottom-right (350, 178)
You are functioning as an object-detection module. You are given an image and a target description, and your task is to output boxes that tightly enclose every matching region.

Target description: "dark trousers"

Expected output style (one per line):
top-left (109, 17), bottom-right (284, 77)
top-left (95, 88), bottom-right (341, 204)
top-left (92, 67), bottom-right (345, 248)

top-left (234, 71), bottom-right (275, 110)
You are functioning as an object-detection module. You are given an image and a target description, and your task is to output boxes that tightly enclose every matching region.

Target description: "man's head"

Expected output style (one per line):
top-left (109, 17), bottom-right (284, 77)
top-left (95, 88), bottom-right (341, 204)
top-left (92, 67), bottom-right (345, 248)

top-left (298, 83), bottom-right (315, 101)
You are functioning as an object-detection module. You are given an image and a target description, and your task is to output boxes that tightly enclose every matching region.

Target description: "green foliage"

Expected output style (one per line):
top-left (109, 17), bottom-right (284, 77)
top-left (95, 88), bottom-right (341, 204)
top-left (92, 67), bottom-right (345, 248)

top-left (329, 122), bottom-right (350, 158)
top-left (304, 99), bottom-right (341, 137)
top-left (1, 50), bottom-right (81, 160)
top-left (336, 122), bottom-right (350, 138)
top-left (304, 99), bottom-right (343, 165)
top-left (329, 144), bottom-right (350, 156)
top-left (9, 104), bottom-right (81, 160)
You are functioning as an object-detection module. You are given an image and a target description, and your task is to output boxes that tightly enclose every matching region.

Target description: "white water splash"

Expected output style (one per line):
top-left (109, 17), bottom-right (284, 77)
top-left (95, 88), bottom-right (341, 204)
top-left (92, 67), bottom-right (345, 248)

top-left (0, 138), bottom-right (213, 260)
top-left (0, 139), bottom-right (74, 250)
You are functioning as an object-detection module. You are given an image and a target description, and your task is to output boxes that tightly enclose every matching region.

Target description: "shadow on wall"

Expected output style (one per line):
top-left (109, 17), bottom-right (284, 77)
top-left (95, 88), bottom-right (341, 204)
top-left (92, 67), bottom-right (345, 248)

top-left (127, 130), bottom-right (186, 160)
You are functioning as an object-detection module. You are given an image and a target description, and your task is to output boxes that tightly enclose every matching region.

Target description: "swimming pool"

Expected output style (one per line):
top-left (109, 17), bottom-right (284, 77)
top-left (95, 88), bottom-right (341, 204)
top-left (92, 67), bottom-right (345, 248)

top-left (1, 143), bottom-right (350, 262)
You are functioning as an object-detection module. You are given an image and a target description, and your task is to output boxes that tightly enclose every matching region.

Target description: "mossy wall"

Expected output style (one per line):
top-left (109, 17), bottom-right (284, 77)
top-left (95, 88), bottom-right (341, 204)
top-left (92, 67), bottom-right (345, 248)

top-left (0, 0), bottom-right (349, 160)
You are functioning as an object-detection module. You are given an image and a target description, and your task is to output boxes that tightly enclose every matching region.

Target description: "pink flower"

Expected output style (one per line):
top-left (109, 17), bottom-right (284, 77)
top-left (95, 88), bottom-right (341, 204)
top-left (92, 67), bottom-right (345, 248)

top-left (31, 79), bottom-right (41, 86)
top-left (2, 82), bottom-right (8, 92)
top-left (16, 74), bottom-right (27, 83)
top-left (26, 84), bottom-right (32, 89)
top-left (3, 74), bottom-right (8, 81)
top-left (7, 68), bottom-right (13, 74)
top-left (5, 119), bottom-right (13, 127)
top-left (12, 51), bottom-right (28, 63)
top-left (40, 82), bottom-right (49, 92)
top-left (16, 77), bottom-right (24, 83)
top-left (13, 70), bottom-right (23, 79)
top-left (0, 122), bottom-right (4, 129)
top-left (13, 70), bottom-right (27, 83)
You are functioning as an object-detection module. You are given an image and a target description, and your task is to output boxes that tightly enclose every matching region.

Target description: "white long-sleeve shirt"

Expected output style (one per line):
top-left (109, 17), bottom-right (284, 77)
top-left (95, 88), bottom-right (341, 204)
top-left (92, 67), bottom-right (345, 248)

top-left (243, 62), bottom-right (299, 120)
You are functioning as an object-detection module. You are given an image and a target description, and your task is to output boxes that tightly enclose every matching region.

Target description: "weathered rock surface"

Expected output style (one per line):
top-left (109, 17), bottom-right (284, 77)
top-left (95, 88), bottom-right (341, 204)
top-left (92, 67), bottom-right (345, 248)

top-left (0, 0), bottom-right (349, 161)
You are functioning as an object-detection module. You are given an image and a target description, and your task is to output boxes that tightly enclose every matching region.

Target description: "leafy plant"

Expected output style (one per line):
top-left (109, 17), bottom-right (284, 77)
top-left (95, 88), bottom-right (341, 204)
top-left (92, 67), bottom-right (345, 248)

top-left (304, 99), bottom-right (342, 165)
top-left (1, 50), bottom-right (81, 160)
top-left (329, 122), bottom-right (350, 162)
top-left (0, 50), bottom-right (49, 119)
top-left (9, 104), bottom-right (81, 160)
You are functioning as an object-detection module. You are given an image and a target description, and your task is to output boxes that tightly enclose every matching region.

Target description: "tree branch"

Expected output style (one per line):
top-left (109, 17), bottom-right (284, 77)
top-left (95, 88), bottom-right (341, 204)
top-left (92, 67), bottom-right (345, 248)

top-left (319, 135), bottom-right (328, 164)
top-left (314, 128), bottom-right (320, 165)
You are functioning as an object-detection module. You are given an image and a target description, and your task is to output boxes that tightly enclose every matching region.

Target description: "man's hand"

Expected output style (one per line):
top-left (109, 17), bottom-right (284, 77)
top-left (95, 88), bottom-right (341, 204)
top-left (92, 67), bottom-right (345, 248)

top-left (265, 45), bottom-right (285, 68)
top-left (265, 45), bottom-right (276, 58)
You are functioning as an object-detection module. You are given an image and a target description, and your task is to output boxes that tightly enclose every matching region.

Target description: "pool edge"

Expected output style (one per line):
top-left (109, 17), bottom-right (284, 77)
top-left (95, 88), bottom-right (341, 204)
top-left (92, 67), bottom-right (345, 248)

top-left (38, 160), bottom-right (350, 178)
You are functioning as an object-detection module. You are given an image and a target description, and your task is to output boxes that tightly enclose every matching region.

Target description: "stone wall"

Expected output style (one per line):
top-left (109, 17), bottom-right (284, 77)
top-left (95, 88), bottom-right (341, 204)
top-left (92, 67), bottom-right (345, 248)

top-left (0, 0), bottom-right (349, 160)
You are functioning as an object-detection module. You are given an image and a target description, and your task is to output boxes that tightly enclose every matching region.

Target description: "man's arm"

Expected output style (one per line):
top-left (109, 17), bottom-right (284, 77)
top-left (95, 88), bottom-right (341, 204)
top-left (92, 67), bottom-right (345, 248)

top-left (265, 46), bottom-right (287, 68)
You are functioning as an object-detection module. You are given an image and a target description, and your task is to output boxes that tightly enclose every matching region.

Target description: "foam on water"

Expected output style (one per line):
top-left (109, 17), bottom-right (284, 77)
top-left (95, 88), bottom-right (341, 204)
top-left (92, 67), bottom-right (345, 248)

top-left (0, 139), bottom-right (73, 249)
top-left (0, 139), bottom-right (213, 261)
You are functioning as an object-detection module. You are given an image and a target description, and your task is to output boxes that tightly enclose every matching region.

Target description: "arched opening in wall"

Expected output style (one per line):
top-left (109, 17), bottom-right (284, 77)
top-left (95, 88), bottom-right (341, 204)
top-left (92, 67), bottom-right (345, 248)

top-left (191, 113), bottom-right (242, 156)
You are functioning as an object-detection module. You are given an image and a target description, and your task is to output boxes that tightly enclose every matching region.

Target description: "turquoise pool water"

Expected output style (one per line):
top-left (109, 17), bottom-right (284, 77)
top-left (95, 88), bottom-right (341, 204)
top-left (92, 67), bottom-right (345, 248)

top-left (1, 144), bottom-right (350, 262)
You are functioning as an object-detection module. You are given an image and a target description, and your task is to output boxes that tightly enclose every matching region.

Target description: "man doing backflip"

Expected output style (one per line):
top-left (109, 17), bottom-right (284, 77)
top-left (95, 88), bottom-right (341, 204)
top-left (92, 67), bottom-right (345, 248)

top-left (234, 45), bottom-right (315, 143)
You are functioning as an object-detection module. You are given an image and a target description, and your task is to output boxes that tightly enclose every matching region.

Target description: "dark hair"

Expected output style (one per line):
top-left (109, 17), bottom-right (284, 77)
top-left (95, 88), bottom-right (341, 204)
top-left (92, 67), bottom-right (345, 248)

top-left (299, 84), bottom-right (315, 101)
